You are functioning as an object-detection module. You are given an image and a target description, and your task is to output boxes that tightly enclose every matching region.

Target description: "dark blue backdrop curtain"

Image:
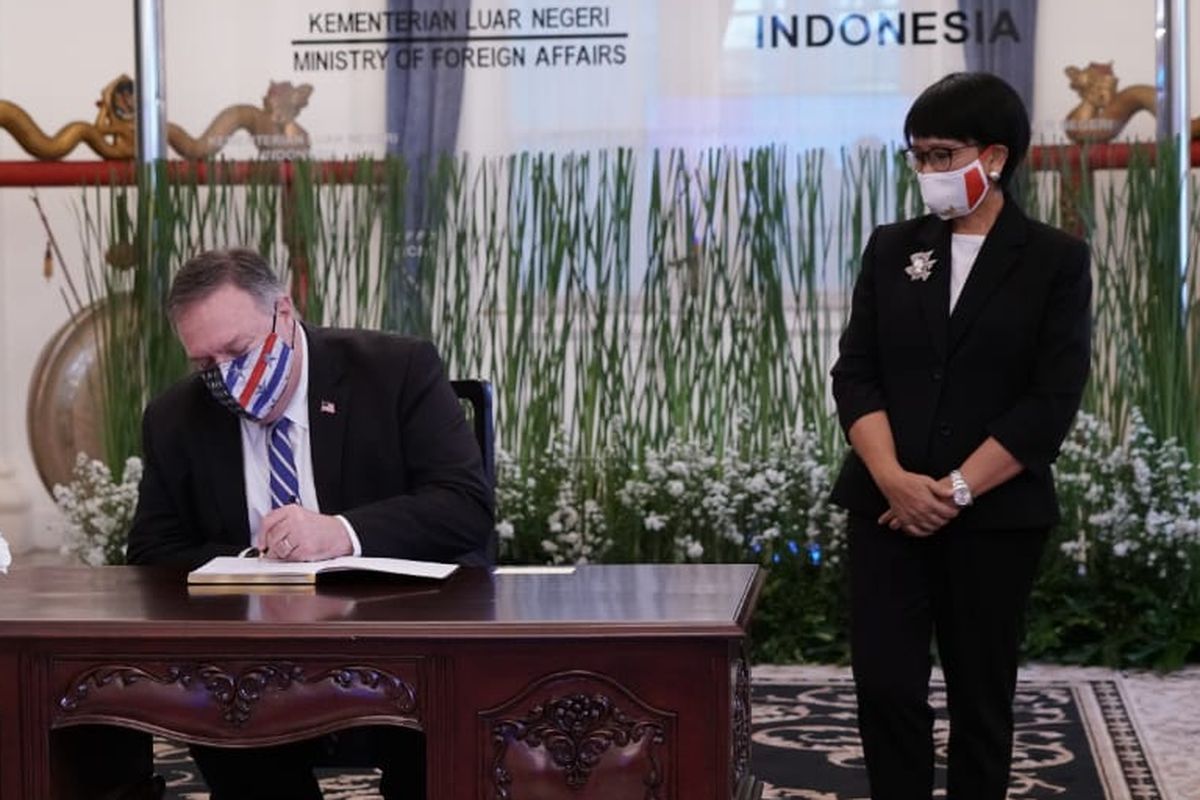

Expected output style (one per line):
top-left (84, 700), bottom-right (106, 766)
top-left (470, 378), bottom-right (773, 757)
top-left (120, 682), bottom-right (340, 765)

top-left (958, 0), bottom-right (1038, 198)
top-left (385, 0), bottom-right (471, 333)
top-left (957, 0), bottom-right (1038, 116)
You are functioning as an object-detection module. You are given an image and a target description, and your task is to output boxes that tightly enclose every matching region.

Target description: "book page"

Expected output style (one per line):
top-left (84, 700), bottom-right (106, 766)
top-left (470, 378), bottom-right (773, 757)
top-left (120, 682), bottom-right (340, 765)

top-left (188, 556), bottom-right (458, 584)
top-left (322, 557), bottom-right (458, 580)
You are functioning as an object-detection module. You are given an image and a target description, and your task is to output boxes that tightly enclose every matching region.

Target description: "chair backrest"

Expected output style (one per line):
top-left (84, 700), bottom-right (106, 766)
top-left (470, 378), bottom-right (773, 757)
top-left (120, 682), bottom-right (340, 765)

top-left (450, 379), bottom-right (495, 490)
top-left (451, 379), bottom-right (496, 562)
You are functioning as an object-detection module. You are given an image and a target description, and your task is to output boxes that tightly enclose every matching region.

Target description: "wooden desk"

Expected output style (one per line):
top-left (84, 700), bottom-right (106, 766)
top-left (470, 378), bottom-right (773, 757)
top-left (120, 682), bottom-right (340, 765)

top-left (0, 563), bottom-right (763, 799)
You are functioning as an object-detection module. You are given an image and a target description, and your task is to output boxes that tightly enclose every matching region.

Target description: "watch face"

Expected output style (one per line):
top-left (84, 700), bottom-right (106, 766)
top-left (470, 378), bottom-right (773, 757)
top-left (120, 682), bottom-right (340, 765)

top-left (953, 486), bottom-right (971, 507)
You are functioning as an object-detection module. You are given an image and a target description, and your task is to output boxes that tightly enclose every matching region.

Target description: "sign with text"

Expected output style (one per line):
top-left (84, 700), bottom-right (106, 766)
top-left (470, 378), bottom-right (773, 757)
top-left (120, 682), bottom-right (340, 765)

top-left (156, 1), bottom-right (1083, 157)
top-left (294, 6), bottom-right (628, 72)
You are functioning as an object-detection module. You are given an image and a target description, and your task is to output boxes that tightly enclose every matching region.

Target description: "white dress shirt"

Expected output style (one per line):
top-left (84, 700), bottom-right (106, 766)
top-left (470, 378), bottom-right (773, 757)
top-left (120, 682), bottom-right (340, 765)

top-left (950, 232), bottom-right (986, 313)
top-left (239, 327), bottom-right (362, 554)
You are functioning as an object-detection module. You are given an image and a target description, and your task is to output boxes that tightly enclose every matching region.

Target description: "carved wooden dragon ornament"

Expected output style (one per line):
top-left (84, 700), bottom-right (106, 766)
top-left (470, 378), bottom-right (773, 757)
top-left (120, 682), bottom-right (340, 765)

top-left (0, 75), bottom-right (313, 160)
top-left (1064, 62), bottom-right (1200, 144)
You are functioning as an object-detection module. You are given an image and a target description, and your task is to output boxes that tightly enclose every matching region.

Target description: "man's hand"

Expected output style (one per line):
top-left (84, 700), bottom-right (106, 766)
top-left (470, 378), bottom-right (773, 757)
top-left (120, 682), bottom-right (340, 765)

top-left (259, 506), bottom-right (353, 561)
top-left (876, 470), bottom-right (958, 537)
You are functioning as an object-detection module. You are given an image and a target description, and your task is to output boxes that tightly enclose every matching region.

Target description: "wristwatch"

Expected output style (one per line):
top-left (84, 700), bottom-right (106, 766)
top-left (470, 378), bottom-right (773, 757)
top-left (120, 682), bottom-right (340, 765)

top-left (949, 469), bottom-right (974, 508)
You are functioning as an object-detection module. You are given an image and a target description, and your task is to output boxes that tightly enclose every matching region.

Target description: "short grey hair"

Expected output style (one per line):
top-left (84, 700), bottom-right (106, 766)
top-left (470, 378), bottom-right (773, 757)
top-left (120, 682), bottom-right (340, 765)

top-left (167, 248), bottom-right (288, 320)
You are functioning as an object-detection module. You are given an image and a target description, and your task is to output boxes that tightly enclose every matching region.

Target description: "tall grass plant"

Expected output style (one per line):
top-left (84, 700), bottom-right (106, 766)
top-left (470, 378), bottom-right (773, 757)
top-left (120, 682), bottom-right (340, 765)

top-left (47, 145), bottom-right (1200, 667)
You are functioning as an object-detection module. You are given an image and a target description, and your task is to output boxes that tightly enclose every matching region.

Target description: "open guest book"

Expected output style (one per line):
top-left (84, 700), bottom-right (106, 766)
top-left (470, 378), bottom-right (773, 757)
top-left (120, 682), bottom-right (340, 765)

top-left (187, 556), bottom-right (459, 585)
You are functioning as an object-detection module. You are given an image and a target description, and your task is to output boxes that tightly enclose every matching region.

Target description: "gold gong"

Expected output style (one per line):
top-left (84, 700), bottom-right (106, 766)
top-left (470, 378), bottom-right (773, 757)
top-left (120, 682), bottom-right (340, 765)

top-left (26, 305), bottom-right (106, 494)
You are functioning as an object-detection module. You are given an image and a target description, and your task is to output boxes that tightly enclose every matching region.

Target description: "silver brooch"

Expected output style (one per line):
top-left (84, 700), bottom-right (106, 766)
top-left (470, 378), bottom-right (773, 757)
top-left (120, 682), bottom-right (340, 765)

top-left (905, 250), bottom-right (936, 282)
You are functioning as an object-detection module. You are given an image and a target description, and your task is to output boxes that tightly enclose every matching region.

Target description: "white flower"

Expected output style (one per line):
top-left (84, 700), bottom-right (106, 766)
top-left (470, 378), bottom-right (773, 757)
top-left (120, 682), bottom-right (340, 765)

top-left (496, 520), bottom-right (515, 541)
top-left (666, 480), bottom-right (685, 498)
top-left (674, 533), bottom-right (705, 562)
top-left (745, 474), bottom-right (770, 495)
top-left (753, 496), bottom-right (778, 514)
top-left (644, 512), bottom-right (668, 532)
top-left (53, 453), bottom-right (143, 566)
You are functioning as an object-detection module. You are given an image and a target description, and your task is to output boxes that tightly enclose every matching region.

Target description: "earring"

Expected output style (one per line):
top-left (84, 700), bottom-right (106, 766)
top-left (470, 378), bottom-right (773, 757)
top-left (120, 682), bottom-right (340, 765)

top-left (988, 170), bottom-right (1001, 181)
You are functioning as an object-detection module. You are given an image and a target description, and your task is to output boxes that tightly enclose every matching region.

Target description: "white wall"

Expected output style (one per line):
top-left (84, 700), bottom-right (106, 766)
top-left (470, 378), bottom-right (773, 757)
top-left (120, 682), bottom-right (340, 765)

top-left (0, 1), bottom-right (139, 547)
top-left (164, 1), bottom-right (388, 158)
top-left (1032, 0), bottom-right (1200, 142)
top-left (0, 0), bottom-right (1195, 550)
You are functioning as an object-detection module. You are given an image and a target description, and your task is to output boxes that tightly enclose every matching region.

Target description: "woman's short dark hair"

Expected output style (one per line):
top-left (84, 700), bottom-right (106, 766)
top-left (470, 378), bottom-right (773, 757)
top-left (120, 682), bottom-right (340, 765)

top-left (903, 72), bottom-right (1031, 188)
top-left (167, 248), bottom-right (287, 321)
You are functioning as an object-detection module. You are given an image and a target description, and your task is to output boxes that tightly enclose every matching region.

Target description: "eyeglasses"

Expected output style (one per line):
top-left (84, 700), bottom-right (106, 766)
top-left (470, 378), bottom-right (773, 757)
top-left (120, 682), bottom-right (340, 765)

top-left (903, 145), bottom-right (977, 172)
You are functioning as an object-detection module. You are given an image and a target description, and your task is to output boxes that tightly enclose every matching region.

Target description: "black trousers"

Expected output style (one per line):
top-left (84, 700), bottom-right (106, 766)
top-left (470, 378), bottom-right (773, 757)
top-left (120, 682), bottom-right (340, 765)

top-left (53, 726), bottom-right (155, 798)
top-left (848, 515), bottom-right (1047, 800)
top-left (190, 726), bottom-right (425, 800)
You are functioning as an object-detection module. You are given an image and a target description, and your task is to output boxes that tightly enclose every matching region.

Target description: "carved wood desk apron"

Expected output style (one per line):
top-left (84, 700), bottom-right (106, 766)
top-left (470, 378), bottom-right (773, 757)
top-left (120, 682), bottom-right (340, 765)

top-left (0, 563), bottom-right (763, 799)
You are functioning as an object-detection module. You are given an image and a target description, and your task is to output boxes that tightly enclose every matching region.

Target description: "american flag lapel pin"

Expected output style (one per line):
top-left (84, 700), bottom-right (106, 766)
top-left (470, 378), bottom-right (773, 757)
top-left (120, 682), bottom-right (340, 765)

top-left (320, 399), bottom-right (337, 415)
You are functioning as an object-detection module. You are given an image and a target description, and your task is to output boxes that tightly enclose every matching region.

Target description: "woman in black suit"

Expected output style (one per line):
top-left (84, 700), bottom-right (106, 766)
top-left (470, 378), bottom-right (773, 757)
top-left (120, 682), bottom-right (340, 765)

top-left (830, 72), bottom-right (1092, 799)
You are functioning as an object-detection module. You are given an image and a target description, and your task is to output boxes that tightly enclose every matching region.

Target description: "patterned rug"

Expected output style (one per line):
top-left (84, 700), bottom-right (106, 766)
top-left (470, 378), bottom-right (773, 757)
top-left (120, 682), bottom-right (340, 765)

top-left (751, 670), bottom-right (1162, 799)
top-left (156, 671), bottom-right (1164, 799)
top-left (155, 739), bottom-right (376, 799)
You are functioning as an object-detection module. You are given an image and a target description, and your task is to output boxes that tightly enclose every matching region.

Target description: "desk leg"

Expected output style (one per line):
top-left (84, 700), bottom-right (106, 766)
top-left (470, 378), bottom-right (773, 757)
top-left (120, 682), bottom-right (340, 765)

top-left (731, 645), bottom-right (752, 792)
top-left (6, 653), bottom-right (53, 798)
top-left (0, 652), bottom-right (20, 799)
top-left (424, 655), bottom-right (454, 800)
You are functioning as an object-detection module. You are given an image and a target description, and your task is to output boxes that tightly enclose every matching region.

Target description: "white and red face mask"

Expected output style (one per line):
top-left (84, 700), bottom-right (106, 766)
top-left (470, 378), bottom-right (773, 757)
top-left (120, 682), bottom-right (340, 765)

top-left (917, 149), bottom-right (993, 220)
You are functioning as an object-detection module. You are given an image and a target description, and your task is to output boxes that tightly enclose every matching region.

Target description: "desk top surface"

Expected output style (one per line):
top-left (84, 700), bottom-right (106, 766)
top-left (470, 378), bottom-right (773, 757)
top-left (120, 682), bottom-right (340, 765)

top-left (0, 563), bottom-right (762, 640)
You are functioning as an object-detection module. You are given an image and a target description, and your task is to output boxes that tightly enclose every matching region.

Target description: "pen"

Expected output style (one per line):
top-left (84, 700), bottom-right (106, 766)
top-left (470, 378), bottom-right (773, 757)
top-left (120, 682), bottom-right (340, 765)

top-left (244, 497), bottom-right (299, 558)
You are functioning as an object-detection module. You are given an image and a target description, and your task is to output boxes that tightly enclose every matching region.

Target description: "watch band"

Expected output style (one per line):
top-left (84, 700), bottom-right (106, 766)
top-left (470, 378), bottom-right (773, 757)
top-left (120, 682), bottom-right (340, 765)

top-left (950, 469), bottom-right (973, 507)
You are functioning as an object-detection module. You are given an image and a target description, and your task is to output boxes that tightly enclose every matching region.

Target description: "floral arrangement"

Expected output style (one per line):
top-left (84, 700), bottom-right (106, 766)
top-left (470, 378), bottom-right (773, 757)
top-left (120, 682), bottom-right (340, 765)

top-left (1028, 410), bottom-right (1200, 668)
top-left (615, 433), bottom-right (847, 568)
top-left (496, 429), bottom-right (846, 569)
top-left (494, 410), bottom-right (1200, 669)
top-left (494, 436), bottom-right (611, 566)
top-left (1056, 409), bottom-right (1200, 576)
top-left (53, 453), bottom-right (143, 566)
top-left (494, 428), bottom-right (853, 662)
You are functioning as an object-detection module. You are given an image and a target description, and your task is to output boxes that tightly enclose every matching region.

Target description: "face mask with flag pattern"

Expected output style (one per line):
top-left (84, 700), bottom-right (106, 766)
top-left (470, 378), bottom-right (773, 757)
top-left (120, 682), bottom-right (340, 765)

top-left (916, 148), bottom-right (993, 221)
top-left (200, 311), bottom-right (295, 423)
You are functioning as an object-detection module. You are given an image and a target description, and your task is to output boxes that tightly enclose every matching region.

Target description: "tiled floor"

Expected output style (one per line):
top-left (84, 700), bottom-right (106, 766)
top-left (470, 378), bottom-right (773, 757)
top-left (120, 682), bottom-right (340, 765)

top-left (1113, 666), bottom-right (1200, 800)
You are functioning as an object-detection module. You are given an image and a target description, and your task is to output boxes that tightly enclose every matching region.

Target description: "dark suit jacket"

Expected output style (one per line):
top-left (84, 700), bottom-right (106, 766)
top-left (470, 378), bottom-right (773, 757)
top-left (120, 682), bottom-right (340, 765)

top-left (830, 197), bottom-right (1092, 529)
top-left (126, 326), bottom-right (494, 568)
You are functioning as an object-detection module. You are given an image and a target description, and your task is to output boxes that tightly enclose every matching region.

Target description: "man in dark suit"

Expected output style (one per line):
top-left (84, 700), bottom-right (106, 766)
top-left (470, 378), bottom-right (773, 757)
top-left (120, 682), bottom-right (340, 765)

top-left (124, 247), bottom-right (493, 799)
top-left (830, 73), bottom-right (1091, 800)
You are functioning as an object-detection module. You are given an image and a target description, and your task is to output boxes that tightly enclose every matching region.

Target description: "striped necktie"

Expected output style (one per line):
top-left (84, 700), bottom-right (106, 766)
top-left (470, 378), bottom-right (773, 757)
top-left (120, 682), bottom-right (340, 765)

top-left (268, 416), bottom-right (300, 509)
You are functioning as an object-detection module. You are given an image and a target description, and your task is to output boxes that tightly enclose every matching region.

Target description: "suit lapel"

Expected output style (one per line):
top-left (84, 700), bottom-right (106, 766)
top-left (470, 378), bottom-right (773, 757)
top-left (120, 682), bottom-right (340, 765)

top-left (305, 325), bottom-right (349, 513)
top-left (911, 216), bottom-right (951, 363)
top-left (199, 387), bottom-right (251, 546)
top-left (947, 197), bottom-right (1028, 354)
